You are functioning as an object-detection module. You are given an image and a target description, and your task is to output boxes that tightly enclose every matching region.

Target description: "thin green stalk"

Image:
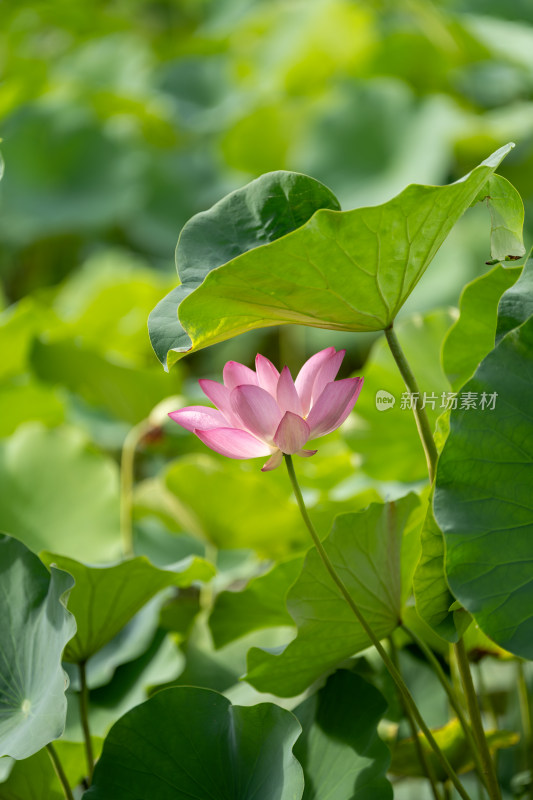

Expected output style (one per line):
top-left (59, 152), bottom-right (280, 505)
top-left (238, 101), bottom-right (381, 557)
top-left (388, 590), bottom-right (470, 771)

top-left (454, 639), bottom-right (501, 800)
top-left (384, 324), bottom-right (438, 483)
top-left (389, 636), bottom-right (443, 800)
top-left (517, 660), bottom-right (533, 794)
top-left (120, 419), bottom-right (152, 557)
top-left (46, 743), bottom-right (75, 800)
top-left (404, 625), bottom-right (487, 789)
top-left (78, 661), bottom-right (95, 783)
top-left (284, 454), bottom-right (472, 800)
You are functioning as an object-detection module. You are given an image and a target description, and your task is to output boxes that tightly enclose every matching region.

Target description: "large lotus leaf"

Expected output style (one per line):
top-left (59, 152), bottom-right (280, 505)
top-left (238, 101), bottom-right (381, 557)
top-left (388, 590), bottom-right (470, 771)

top-left (434, 314), bottom-right (533, 659)
top-left (84, 687), bottom-right (304, 800)
top-left (0, 739), bottom-right (102, 800)
top-left (209, 556), bottom-right (302, 649)
top-left (496, 250), bottom-right (533, 343)
top-left (245, 495), bottom-right (423, 697)
top-left (0, 535), bottom-right (76, 760)
top-left (40, 553), bottom-right (214, 663)
top-left (442, 263), bottom-right (521, 390)
top-left (149, 170), bottom-right (341, 367)
top-left (0, 424), bottom-right (121, 562)
top-left (344, 310), bottom-right (454, 481)
top-left (149, 145), bottom-right (517, 369)
top-left (294, 670), bottom-right (392, 800)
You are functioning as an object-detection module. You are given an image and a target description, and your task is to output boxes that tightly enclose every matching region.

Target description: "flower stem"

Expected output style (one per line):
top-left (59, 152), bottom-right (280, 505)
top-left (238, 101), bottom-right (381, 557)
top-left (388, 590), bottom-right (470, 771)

top-left (46, 743), bottom-right (75, 800)
top-left (404, 625), bottom-right (488, 789)
top-left (384, 324), bottom-right (438, 483)
top-left (389, 636), bottom-right (443, 800)
top-left (284, 454), bottom-right (471, 800)
top-left (120, 419), bottom-right (152, 557)
top-left (517, 660), bottom-right (533, 792)
top-left (78, 661), bottom-right (95, 783)
top-left (454, 639), bottom-right (502, 800)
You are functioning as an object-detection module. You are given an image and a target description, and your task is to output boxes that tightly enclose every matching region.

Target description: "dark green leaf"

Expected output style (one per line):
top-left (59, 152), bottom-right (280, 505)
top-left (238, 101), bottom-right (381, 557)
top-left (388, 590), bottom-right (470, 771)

top-left (294, 670), bottom-right (392, 800)
top-left (435, 315), bottom-right (533, 658)
top-left (84, 687), bottom-right (304, 800)
top-left (496, 250), bottom-right (533, 343)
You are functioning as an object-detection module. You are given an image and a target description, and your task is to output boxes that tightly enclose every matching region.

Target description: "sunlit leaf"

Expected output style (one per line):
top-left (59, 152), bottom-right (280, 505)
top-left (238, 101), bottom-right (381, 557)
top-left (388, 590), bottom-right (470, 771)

top-left (474, 174), bottom-right (525, 261)
top-left (149, 170), bottom-right (340, 368)
top-left (84, 687), bottom-right (304, 800)
top-left (0, 536), bottom-right (75, 760)
top-left (150, 146), bottom-right (516, 368)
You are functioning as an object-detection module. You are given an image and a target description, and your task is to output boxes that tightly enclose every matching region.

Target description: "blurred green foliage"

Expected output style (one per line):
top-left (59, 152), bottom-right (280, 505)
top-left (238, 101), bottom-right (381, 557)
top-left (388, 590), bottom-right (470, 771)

top-left (1, 3), bottom-right (532, 796)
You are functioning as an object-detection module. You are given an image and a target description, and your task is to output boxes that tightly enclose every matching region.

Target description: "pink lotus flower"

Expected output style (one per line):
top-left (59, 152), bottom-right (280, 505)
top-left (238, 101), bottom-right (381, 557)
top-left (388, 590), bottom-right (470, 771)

top-left (169, 348), bottom-right (364, 471)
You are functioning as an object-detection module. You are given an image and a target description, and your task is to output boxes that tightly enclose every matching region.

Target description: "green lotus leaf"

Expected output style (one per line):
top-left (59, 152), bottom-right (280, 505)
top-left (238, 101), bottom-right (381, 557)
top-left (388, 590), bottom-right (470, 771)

top-left (474, 173), bottom-right (525, 262)
top-left (245, 494), bottom-right (423, 697)
top-left (434, 314), bottom-right (533, 658)
top-left (0, 535), bottom-right (76, 760)
top-left (294, 670), bottom-right (392, 800)
top-left (84, 687), bottom-right (304, 800)
top-left (442, 263), bottom-right (521, 390)
top-left (150, 145), bottom-right (518, 369)
top-left (209, 556), bottom-right (302, 649)
top-left (39, 553), bottom-right (215, 663)
top-left (496, 250), bottom-right (533, 343)
top-left (149, 170), bottom-right (341, 368)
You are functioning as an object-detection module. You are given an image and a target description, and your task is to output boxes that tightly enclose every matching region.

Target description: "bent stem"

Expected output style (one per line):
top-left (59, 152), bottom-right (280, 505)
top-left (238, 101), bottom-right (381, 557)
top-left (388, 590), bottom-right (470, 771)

top-left (78, 661), bottom-right (95, 783)
top-left (46, 743), bottom-right (75, 800)
top-left (384, 324), bottom-right (438, 483)
top-left (454, 639), bottom-right (502, 800)
top-left (389, 636), bottom-right (443, 800)
top-left (284, 454), bottom-right (471, 800)
top-left (404, 625), bottom-right (488, 788)
top-left (120, 419), bottom-right (152, 557)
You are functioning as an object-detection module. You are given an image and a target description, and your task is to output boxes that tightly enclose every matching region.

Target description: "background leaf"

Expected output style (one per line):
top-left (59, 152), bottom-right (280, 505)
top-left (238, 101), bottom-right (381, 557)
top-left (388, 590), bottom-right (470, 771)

top-left (0, 535), bottom-right (76, 759)
top-left (0, 424), bottom-right (121, 562)
top-left (84, 687), bottom-right (304, 800)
